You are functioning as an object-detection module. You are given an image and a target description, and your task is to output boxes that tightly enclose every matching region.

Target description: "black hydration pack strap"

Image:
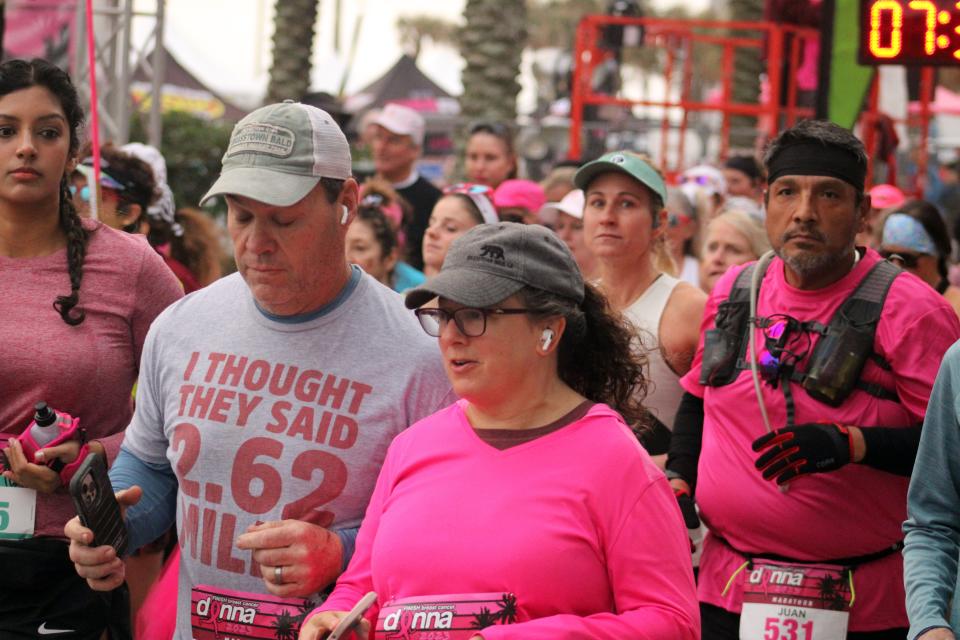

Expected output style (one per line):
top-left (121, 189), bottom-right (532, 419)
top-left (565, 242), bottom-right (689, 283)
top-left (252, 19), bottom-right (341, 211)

top-left (705, 257), bottom-right (901, 405)
top-left (791, 259), bottom-right (902, 405)
top-left (697, 260), bottom-right (772, 388)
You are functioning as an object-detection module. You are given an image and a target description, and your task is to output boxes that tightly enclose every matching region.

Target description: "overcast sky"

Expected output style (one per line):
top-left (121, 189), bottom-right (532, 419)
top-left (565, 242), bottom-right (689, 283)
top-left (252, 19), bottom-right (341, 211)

top-left (146, 0), bottom-right (708, 107)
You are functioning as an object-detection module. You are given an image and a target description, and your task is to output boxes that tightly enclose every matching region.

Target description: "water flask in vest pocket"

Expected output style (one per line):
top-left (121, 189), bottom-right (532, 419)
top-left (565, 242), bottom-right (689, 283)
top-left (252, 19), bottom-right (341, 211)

top-left (700, 299), bottom-right (751, 386)
top-left (802, 325), bottom-right (874, 407)
top-left (699, 327), bottom-right (742, 386)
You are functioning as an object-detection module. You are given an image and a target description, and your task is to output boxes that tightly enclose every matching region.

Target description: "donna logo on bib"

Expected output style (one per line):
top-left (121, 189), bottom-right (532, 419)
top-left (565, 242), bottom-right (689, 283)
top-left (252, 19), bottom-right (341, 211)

top-left (191, 584), bottom-right (321, 640)
top-left (377, 593), bottom-right (517, 639)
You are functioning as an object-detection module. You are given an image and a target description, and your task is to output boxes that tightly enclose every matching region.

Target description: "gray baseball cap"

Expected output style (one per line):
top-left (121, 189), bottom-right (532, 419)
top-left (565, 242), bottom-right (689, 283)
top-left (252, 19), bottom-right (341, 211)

top-left (404, 222), bottom-right (585, 309)
top-left (574, 151), bottom-right (668, 204)
top-left (201, 100), bottom-right (352, 207)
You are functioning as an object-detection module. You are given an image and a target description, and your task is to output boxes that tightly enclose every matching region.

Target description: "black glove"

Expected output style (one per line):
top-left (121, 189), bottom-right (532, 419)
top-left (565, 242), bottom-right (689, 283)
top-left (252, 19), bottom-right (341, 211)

top-left (752, 422), bottom-right (854, 485)
top-left (673, 486), bottom-right (701, 530)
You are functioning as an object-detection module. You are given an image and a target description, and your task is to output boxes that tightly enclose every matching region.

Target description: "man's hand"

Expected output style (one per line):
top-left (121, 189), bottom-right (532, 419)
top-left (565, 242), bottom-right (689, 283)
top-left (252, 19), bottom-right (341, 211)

top-left (298, 611), bottom-right (370, 640)
top-left (66, 485), bottom-right (141, 591)
top-left (752, 423), bottom-right (856, 485)
top-left (236, 520), bottom-right (343, 598)
top-left (918, 628), bottom-right (956, 640)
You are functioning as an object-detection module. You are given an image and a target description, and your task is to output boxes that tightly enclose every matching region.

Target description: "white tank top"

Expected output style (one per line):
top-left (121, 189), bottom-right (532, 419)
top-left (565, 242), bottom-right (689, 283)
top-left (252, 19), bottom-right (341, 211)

top-left (622, 273), bottom-right (685, 430)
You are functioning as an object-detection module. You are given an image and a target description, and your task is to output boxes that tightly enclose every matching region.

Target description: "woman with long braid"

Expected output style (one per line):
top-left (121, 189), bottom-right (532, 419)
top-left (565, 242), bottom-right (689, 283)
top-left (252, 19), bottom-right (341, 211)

top-left (0, 58), bottom-right (182, 637)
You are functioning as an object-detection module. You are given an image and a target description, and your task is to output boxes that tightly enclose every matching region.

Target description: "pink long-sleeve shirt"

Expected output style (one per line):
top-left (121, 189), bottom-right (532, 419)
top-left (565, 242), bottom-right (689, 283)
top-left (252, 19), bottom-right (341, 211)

top-left (315, 400), bottom-right (699, 639)
top-left (0, 220), bottom-right (183, 537)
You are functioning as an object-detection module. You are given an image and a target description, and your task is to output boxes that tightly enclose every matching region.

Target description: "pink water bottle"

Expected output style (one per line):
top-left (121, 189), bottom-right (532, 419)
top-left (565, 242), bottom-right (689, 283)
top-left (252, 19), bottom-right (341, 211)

top-left (18, 402), bottom-right (82, 465)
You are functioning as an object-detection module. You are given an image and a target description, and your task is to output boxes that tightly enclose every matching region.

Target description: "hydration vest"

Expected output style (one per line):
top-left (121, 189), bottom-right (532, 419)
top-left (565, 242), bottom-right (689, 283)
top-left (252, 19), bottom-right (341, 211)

top-left (699, 257), bottom-right (902, 417)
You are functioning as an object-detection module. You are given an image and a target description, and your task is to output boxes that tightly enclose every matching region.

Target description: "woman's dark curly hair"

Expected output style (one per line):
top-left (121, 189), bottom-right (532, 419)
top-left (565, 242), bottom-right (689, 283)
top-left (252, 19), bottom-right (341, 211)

top-left (95, 142), bottom-right (158, 215)
top-left (517, 282), bottom-right (650, 429)
top-left (0, 59), bottom-right (87, 324)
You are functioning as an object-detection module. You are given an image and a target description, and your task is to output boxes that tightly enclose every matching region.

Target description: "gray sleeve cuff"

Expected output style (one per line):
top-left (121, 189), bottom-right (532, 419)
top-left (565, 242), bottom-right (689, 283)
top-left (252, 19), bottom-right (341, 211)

top-left (333, 526), bottom-right (359, 573)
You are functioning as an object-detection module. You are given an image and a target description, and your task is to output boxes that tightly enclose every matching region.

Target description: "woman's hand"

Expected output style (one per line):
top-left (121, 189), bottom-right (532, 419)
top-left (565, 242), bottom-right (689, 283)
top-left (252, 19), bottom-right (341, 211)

top-left (917, 629), bottom-right (956, 640)
top-left (3, 438), bottom-right (78, 492)
top-left (2, 438), bottom-right (104, 493)
top-left (298, 611), bottom-right (370, 640)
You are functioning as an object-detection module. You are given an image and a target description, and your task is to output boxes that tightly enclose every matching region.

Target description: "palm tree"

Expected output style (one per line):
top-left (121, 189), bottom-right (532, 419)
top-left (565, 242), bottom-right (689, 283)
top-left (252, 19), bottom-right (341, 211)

top-left (272, 609), bottom-right (298, 640)
top-left (459, 0), bottom-right (528, 124)
top-left (266, 0), bottom-right (320, 104)
top-left (294, 595), bottom-right (325, 628)
top-left (470, 606), bottom-right (501, 630)
top-left (494, 593), bottom-right (518, 624)
top-left (396, 15), bottom-right (458, 61)
top-left (525, 0), bottom-right (603, 50)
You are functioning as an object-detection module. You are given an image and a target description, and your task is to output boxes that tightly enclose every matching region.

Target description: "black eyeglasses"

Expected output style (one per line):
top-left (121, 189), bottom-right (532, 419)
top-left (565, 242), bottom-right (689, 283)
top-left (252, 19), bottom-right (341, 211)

top-left (415, 307), bottom-right (531, 337)
top-left (879, 249), bottom-right (923, 269)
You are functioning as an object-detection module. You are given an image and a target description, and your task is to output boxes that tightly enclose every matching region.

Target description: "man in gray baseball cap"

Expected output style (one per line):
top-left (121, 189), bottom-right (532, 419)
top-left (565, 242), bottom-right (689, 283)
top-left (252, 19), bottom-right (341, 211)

top-left (66, 102), bottom-right (454, 637)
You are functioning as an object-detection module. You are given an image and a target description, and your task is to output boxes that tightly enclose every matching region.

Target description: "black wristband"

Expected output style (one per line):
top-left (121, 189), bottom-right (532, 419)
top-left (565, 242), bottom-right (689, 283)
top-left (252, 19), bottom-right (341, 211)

top-left (860, 424), bottom-right (922, 476)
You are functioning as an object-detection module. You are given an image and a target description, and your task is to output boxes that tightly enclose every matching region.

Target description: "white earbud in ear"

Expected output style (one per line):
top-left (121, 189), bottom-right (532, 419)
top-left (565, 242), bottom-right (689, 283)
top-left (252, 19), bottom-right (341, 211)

top-left (340, 205), bottom-right (350, 225)
top-left (540, 329), bottom-right (555, 351)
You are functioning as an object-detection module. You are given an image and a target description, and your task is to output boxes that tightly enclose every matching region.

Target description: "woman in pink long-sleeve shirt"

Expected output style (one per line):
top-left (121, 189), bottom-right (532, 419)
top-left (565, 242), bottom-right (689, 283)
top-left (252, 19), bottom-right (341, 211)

top-left (0, 58), bottom-right (182, 637)
top-left (301, 222), bottom-right (699, 640)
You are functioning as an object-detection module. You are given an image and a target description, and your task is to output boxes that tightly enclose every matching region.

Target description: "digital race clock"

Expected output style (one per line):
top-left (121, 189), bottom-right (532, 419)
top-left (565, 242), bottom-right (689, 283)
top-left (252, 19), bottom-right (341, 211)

top-left (859, 0), bottom-right (960, 65)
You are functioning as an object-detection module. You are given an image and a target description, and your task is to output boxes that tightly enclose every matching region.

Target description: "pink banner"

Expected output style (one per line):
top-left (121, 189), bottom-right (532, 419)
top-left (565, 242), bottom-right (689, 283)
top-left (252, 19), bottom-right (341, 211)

top-left (4, 0), bottom-right (76, 68)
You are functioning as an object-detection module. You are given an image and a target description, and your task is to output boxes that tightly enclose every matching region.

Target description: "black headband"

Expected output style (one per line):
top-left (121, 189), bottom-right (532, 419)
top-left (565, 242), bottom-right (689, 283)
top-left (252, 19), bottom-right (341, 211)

top-left (767, 141), bottom-right (865, 193)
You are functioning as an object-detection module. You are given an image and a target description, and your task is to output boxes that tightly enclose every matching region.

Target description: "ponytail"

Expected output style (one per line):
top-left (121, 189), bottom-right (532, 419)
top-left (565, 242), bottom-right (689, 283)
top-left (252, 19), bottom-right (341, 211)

top-left (53, 176), bottom-right (90, 325)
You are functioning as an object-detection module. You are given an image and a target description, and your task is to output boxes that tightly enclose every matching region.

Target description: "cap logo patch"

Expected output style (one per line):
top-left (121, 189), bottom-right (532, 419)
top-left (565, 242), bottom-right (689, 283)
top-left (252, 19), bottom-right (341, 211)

top-left (227, 123), bottom-right (296, 158)
top-left (480, 244), bottom-right (505, 261)
top-left (468, 243), bottom-right (513, 268)
top-left (611, 154), bottom-right (626, 164)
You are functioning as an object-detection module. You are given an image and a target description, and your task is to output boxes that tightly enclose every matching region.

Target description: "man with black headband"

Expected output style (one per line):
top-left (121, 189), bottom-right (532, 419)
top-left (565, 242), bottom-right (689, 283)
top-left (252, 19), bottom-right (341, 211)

top-left (666, 119), bottom-right (960, 639)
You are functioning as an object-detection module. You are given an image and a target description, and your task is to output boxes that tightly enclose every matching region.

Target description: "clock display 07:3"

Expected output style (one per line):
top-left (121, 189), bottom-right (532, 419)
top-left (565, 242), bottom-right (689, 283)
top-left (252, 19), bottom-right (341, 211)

top-left (859, 0), bottom-right (960, 65)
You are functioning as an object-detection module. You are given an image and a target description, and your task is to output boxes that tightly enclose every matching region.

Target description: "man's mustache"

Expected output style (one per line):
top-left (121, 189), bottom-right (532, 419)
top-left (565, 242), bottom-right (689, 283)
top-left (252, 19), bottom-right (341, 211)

top-left (781, 229), bottom-right (826, 243)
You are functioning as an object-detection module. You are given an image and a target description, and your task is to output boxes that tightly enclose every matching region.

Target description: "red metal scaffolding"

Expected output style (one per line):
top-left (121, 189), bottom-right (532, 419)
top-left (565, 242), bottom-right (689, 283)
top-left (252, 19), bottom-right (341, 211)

top-left (570, 15), bottom-right (819, 175)
top-left (569, 15), bottom-right (951, 193)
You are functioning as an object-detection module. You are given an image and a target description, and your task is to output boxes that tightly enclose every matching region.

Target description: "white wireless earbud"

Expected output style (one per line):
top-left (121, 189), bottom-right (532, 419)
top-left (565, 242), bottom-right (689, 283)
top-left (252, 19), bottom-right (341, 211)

top-left (540, 329), bottom-right (555, 350)
top-left (340, 205), bottom-right (350, 225)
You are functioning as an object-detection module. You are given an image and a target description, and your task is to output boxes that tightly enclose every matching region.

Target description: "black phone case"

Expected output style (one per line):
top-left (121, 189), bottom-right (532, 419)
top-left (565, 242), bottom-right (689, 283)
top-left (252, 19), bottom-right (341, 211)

top-left (68, 452), bottom-right (128, 556)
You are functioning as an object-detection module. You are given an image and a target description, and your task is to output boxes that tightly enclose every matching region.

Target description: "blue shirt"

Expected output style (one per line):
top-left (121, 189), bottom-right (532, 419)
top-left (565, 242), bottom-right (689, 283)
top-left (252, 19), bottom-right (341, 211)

top-left (904, 339), bottom-right (960, 639)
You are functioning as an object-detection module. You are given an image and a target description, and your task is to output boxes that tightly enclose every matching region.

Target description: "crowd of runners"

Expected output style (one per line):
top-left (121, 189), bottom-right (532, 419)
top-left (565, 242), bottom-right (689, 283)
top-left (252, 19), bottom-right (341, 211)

top-left (3, 55), bottom-right (960, 640)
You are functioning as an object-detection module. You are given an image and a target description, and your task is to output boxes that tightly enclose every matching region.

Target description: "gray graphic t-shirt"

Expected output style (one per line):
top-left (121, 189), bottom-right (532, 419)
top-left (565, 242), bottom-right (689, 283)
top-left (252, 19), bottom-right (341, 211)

top-left (122, 270), bottom-right (454, 638)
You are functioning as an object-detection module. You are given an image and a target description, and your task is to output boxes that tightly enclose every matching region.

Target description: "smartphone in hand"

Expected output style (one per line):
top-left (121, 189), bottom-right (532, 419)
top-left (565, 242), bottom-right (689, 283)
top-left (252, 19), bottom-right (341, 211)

top-left (68, 452), bottom-right (128, 556)
top-left (327, 591), bottom-right (377, 640)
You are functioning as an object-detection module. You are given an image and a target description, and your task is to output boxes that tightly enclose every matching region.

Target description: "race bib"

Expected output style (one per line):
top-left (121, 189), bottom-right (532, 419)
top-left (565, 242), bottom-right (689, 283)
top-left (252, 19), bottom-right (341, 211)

top-left (739, 562), bottom-right (851, 640)
top-left (376, 592), bottom-right (518, 640)
top-left (0, 480), bottom-right (36, 539)
top-left (191, 584), bottom-right (320, 639)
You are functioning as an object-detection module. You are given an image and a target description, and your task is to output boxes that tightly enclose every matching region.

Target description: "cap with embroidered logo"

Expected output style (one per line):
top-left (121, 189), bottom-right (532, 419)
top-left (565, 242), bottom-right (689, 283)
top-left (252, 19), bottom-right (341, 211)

top-left (201, 100), bottom-right (352, 207)
top-left (404, 222), bottom-right (585, 309)
top-left (574, 151), bottom-right (667, 204)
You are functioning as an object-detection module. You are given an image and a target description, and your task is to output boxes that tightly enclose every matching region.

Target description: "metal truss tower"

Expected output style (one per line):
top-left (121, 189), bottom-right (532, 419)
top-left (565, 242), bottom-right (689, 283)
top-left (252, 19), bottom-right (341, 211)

top-left (71, 0), bottom-right (166, 147)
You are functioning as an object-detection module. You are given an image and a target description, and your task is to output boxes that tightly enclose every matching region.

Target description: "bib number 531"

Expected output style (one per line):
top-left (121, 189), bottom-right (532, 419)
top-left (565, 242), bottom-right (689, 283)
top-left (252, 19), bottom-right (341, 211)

top-left (764, 617), bottom-right (814, 640)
